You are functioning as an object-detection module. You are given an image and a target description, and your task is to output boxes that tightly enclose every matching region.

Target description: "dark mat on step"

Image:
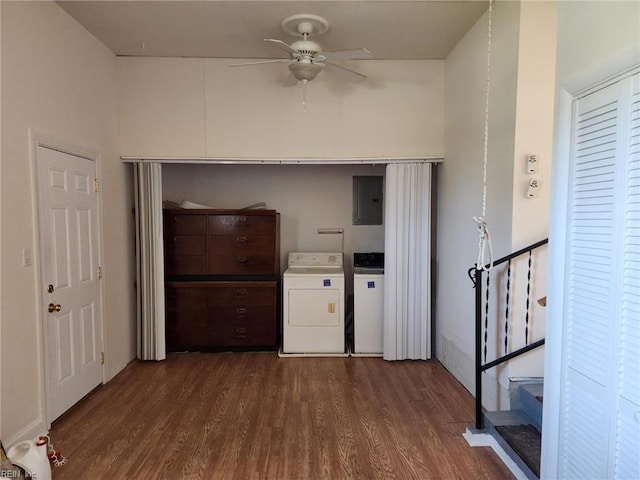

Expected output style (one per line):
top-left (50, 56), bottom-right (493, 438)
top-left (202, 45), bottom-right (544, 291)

top-left (495, 424), bottom-right (541, 477)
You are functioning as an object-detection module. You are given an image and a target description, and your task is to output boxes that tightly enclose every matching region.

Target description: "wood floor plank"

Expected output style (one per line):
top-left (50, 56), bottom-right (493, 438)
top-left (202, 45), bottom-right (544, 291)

top-left (49, 353), bottom-right (514, 480)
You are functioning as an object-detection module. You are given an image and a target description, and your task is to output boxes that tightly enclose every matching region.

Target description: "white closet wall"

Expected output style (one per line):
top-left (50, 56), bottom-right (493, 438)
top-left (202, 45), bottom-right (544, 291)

top-left (117, 57), bottom-right (444, 160)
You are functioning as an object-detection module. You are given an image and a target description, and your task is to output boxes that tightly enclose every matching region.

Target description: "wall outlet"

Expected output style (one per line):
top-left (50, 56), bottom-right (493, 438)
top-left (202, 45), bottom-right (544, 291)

top-left (527, 154), bottom-right (538, 174)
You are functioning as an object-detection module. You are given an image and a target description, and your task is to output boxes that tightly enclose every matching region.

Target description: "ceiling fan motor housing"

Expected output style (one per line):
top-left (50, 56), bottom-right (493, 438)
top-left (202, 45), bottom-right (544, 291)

top-left (290, 39), bottom-right (321, 57)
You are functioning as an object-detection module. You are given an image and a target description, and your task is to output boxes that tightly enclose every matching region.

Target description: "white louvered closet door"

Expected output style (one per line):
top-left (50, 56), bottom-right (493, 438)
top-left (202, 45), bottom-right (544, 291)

top-left (616, 76), bottom-right (640, 480)
top-left (559, 71), bottom-right (639, 479)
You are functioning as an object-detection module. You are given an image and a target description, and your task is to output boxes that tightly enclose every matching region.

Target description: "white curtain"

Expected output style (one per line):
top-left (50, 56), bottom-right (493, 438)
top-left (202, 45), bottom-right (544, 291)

top-left (134, 163), bottom-right (166, 361)
top-left (383, 163), bottom-right (432, 360)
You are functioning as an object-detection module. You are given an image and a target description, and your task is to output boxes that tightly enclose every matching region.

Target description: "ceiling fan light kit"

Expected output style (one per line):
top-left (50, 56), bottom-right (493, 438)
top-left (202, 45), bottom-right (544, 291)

top-left (230, 14), bottom-right (372, 87)
top-left (288, 62), bottom-right (322, 82)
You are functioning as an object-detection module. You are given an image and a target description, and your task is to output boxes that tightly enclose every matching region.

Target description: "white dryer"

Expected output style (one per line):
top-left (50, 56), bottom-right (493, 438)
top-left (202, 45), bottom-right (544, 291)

top-left (282, 252), bottom-right (345, 354)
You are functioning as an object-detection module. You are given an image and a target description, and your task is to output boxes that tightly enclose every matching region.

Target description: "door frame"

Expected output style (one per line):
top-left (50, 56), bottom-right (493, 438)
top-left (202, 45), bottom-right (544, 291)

top-left (30, 130), bottom-right (106, 428)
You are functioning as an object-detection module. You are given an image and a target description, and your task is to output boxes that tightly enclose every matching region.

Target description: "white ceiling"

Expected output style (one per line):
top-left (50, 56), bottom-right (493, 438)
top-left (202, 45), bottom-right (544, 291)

top-left (57, 1), bottom-right (489, 60)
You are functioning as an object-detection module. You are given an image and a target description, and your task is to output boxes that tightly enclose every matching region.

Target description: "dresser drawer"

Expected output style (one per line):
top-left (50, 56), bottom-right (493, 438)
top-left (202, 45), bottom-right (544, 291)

top-left (207, 317), bottom-right (276, 347)
top-left (207, 284), bottom-right (276, 306)
top-left (208, 305), bottom-right (275, 323)
top-left (207, 253), bottom-right (275, 275)
top-left (207, 234), bottom-right (276, 274)
top-left (208, 234), bottom-right (274, 254)
top-left (164, 214), bottom-right (207, 235)
top-left (208, 215), bottom-right (275, 235)
top-left (165, 233), bottom-right (207, 275)
top-left (165, 285), bottom-right (207, 349)
top-left (166, 235), bottom-right (207, 256)
top-left (165, 255), bottom-right (208, 275)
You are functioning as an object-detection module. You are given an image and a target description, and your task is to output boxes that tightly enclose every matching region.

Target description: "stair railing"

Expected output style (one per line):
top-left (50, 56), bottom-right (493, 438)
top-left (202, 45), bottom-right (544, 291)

top-left (468, 238), bottom-right (548, 430)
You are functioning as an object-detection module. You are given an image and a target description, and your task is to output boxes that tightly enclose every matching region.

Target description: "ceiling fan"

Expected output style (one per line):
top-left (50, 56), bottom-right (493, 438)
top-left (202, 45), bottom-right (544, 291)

top-left (230, 14), bottom-right (372, 87)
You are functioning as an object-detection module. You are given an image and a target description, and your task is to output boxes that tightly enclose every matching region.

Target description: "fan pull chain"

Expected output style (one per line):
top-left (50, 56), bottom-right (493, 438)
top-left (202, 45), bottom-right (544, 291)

top-left (302, 79), bottom-right (308, 111)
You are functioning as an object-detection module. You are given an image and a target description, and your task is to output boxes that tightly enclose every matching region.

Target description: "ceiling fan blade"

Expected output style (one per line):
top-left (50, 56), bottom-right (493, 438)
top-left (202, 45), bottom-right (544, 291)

top-left (316, 48), bottom-right (372, 62)
top-left (282, 73), bottom-right (299, 88)
top-left (229, 59), bottom-right (291, 67)
top-left (264, 38), bottom-right (299, 56)
top-left (323, 62), bottom-right (367, 83)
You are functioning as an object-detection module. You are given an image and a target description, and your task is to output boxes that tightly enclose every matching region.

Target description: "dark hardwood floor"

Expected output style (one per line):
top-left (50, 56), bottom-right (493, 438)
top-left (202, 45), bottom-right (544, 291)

top-left (50, 353), bottom-right (513, 479)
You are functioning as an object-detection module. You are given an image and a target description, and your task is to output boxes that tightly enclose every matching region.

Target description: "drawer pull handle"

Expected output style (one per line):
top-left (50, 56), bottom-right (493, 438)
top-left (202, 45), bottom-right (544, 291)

top-left (328, 303), bottom-right (336, 314)
top-left (238, 217), bottom-right (248, 223)
top-left (235, 327), bottom-right (247, 339)
top-left (236, 289), bottom-right (247, 297)
top-left (236, 256), bottom-right (248, 264)
top-left (237, 236), bottom-right (247, 243)
top-left (236, 308), bottom-right (247, 315)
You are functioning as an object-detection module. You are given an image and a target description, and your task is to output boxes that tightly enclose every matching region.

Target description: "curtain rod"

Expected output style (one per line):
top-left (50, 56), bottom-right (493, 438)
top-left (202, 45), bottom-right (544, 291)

top-left (121, 156), bottom-right (443, 165)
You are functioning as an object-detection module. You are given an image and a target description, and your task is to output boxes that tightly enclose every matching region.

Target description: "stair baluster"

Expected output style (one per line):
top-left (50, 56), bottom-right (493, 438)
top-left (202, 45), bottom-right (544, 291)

top-left (485, 274), bottom-right (490, 364)
top-left (525, 250), bottom-right (532, 345)
top-left (505, 260), bottom-right (511, 355)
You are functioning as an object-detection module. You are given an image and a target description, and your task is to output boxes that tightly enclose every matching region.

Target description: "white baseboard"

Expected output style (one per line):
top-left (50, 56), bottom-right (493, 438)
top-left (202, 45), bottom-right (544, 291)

top-left (2, 417), bottom-right (48, 450)
top-left (278, 348), bottom-right (349, 358)
top-left (463, 427), bottom-right (528, 480)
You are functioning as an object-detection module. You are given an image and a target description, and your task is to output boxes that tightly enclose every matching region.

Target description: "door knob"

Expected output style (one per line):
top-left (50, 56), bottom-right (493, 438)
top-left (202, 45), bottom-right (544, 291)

top-left (48, 303), bottom-right (62, 312)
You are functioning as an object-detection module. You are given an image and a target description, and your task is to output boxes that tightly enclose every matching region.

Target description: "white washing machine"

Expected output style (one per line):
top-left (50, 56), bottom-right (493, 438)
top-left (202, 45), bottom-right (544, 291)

top-left (282, 252), bottom-right (345, 354)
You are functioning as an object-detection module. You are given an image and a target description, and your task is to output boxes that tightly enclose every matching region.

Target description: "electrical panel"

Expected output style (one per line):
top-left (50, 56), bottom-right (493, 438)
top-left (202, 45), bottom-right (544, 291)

top-left (353, 176), bottom-right (383, 225)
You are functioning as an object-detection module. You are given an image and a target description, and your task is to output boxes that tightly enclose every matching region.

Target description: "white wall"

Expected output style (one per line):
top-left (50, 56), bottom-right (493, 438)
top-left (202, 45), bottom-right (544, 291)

top-left (439, 1), bottom-right (557, 408)
top-left (511, 1), bottom-right (556, 250)
top-left (1, 2), bottom-right (135, 443)
top-left (438, 1), bottom-right (521, 399)
top-left (162, 163), bottom-right (386, 295)
top-left (204, 59), bottom-right (444, 159)
top-left (505, 1), bottom-right (556, 380)
top-left (118, 57), bottom-right (445, 159)
top-left (555, 1), bottom-right (640, 90)
top-left (118, 58), bottom-right (207, 158)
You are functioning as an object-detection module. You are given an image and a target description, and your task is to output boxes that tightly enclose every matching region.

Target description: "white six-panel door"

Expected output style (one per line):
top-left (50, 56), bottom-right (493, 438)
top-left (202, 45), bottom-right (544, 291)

top-left (36, 144), bottom-right (103, 422)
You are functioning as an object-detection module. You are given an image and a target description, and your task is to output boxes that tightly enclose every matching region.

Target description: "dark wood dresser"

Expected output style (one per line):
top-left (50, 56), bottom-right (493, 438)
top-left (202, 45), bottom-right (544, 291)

top-left (163, 209), bottom-right (280, 351)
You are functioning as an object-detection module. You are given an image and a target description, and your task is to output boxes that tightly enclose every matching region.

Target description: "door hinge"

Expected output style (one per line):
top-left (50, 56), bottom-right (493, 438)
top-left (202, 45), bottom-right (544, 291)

top-left (94, 177), bottom-right (100, 192)
top-left (97, 266), bottom-right (103, 280)
top-left (100, 352), bottom-right (105, 365)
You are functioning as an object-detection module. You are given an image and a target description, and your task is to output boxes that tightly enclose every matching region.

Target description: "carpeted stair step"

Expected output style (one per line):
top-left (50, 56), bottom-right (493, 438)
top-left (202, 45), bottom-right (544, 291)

top-left (495, 424), bottom-right (541, 478)
top-left (484, 409), bottom-right (541, 479)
